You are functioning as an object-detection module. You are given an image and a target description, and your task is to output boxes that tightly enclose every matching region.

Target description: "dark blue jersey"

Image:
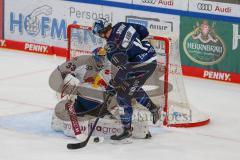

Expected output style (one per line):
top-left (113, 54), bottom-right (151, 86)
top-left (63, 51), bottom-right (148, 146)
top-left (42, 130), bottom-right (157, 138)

top-left (106, 22), bottom-right (156, 64)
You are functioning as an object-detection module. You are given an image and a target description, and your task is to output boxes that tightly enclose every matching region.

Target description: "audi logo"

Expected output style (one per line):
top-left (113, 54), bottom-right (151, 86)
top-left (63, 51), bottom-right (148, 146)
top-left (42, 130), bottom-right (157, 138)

top-left (141, 0), bottom-right (157, 4)
top-left (197, 3), bottom-right (213, 11)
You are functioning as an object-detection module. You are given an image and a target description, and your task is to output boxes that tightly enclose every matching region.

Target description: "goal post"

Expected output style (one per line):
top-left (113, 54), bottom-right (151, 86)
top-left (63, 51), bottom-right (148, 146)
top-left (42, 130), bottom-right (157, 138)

top-left (67, 24), bottom-right (210, 128)
top-left (67, 24), bottom-right (94, 60)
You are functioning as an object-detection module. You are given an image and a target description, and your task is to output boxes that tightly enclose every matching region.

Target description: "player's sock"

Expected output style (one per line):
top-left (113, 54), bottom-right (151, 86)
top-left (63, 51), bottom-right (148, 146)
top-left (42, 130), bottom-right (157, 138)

top-left (135, 89), bottom-right (162, 124)
top-left (138, 96), bottom-right (161, 124)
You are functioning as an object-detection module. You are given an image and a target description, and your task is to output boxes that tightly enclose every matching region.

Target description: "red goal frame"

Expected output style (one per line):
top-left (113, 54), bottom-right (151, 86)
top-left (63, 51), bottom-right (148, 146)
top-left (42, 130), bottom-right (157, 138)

top-left (67, 24), bottom-right (210, 128)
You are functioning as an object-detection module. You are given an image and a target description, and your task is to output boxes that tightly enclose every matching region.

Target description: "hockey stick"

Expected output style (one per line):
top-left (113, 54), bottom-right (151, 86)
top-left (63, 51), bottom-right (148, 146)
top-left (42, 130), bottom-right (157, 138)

top-left (67, 94), bottom-right (111, 150)
top-left (57, 66), bottom-right (95, 143)
top-left (64, 84), bottom-right (85, 138)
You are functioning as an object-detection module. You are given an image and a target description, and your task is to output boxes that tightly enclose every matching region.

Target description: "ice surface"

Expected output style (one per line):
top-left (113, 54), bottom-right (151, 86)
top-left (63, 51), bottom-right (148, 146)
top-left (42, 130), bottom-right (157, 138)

top-left (0, 49), bottom-right (240, 160)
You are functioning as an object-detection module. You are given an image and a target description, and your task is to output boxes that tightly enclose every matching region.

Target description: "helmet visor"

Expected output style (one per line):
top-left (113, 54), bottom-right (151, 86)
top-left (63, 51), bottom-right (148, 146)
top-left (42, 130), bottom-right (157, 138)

top-left (93, 22), bottom-right (103, 36)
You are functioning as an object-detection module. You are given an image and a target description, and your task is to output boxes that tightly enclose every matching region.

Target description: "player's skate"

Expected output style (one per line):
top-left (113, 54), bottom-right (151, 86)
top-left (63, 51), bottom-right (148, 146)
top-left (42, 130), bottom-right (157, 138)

top-left (110, 127), bottom-right (133, 144)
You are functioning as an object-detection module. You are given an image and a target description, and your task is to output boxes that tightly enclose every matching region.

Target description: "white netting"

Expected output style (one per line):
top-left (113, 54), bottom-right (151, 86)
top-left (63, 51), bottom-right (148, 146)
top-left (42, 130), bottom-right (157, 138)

top-left (67, 25), bottom-right (105, 59)
top-left (148, 37), bottom-right (192, 125)
top-left (67, 24), bottom-right (210, 127)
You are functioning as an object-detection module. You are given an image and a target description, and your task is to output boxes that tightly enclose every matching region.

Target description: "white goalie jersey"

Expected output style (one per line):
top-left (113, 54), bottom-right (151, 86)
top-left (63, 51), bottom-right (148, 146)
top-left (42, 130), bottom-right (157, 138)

top-left (72, 56), bottom-right (111, 89)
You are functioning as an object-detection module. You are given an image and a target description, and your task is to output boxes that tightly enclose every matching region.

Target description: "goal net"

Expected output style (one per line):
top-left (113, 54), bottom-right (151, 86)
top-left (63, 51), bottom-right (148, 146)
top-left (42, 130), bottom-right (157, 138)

top-left (67, 24), bottom-right (210, 128)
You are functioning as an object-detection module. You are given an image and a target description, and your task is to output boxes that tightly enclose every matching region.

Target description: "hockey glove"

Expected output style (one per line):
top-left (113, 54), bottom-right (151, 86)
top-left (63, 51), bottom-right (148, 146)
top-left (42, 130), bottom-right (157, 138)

top-left (105, 85), bottom-right (116, 98)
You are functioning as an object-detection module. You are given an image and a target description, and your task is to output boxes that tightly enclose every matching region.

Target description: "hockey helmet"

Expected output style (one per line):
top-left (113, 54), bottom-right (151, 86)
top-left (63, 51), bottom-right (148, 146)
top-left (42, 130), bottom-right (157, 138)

top-left (92, 47), bottom-right (107, 70)
top-left (92, 18), bottom-right (112, 38)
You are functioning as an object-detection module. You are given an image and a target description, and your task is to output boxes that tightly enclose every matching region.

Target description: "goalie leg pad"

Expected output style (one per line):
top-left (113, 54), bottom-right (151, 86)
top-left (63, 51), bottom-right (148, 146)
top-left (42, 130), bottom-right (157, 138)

top-left (51, 111), bottom-right (64, 132)
top-left (52, 111), bottom-right (150, 140)
top-left (132, 121), bottom-right (150, 139)
top-left (51, 98), bottom-right (151, 140)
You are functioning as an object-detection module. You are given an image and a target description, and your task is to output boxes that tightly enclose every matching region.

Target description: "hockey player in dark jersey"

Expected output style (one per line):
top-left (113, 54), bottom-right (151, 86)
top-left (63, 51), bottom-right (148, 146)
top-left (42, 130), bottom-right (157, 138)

top-left (92, 18), bottom-right (161, 142)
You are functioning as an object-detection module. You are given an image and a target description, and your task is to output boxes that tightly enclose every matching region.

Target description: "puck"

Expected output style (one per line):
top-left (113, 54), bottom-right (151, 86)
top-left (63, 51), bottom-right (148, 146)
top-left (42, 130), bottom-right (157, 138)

top-left (94, 137), bottom-right (100, 143)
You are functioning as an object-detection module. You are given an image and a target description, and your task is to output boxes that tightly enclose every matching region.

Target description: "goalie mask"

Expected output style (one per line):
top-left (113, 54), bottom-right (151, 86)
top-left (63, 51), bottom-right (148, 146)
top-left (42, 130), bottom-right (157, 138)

top-left (92, 47), bottom-right (107, 70)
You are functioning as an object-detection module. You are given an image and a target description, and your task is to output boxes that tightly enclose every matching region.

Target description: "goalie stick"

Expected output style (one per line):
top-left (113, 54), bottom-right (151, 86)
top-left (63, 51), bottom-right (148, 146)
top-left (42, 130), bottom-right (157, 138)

top-left (57, 66), bottom-right (102, 146)
top-left (64, 83), bottom-right (87, 139)
top-left (67, 94), bottom-right (111, 150)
